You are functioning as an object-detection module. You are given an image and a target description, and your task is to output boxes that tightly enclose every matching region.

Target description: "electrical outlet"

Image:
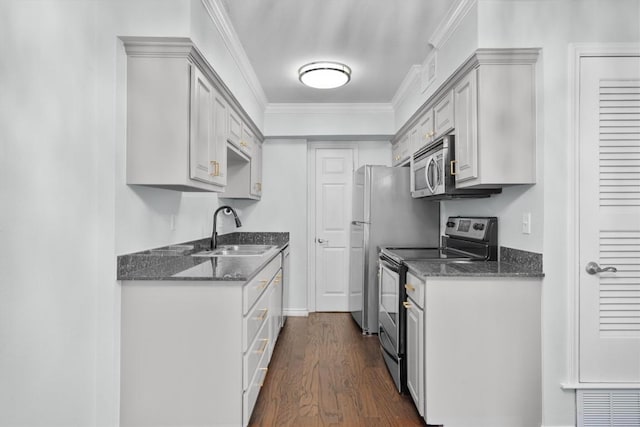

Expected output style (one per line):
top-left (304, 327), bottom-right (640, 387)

top-left (522, 213), bottom-right (531, 234)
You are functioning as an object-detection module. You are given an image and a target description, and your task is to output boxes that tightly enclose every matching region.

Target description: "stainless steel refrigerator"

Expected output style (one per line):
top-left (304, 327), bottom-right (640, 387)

top-left (349, 165), bottom-right (439, 334)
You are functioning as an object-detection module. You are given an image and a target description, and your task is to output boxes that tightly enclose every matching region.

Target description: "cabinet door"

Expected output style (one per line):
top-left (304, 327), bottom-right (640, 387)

top-left (189, 66), bottom-right (215, 184)
top-left (228, 108), bottom-right (242, 147)
top-left (408, 125), bottom-right (420, 157)
top-left (250, 141), bottom-right (262, 197)
top-left (211, 91), bottom-right (228, 186)
top-left (392, 140), bottom-right (402, 166)
top-left (240, 125), bottom-right (254, 157)
top-left (434, 91), bottom-right (454, 138)
top-left (406, 297), bottom-right (424, 416)
top-left (418, 110), bottom-right (434, 149)
top-left (453, 69), bottom-right (479, 183)
top-left (393, 134), bottom-right (409, 166)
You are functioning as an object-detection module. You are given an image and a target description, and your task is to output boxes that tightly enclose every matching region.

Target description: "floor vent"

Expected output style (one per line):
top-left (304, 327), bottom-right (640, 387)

top-left (578, 389), bottom-right (640, 427)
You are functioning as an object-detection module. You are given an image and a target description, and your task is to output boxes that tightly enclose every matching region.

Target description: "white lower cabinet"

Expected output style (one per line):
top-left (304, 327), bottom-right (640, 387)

top-left (405, 274), bottom-right (542, 427)
top-left (405, 278), bottom-right (424, 416)
top-left (120, 254), bottom-right (284, 427)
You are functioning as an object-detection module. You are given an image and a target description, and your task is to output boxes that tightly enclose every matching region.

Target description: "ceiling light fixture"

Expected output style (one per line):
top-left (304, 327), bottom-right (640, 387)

top-left (298, 61), bottom-right (352, 89)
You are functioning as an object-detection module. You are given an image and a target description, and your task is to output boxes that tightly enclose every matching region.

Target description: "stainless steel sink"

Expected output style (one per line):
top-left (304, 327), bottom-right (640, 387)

top-left (193, 244), bottom-right (277, 257)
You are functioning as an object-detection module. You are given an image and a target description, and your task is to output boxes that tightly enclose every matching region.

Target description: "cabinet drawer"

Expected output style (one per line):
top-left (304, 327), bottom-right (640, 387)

top-left (243, 318), bottom-right (269, 391)
top-left (405, 271), bottom-right (425, 309)
top-left (243, 285), bottom-right (271, 351)
top-left (243, 255), bottom-right (281, 314)
top-left (243, 343), bottom-right (269, 425)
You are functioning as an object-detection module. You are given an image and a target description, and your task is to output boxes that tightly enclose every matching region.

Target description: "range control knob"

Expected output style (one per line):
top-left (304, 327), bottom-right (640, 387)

top-left (473, 223), bottom-right (485, 231)
top-left (446, 221), bottom-right (455, 228)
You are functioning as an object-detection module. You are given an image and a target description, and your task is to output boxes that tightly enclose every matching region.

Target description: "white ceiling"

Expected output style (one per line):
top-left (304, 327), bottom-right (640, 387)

top-left (221, 0), bottom-right (454, 104)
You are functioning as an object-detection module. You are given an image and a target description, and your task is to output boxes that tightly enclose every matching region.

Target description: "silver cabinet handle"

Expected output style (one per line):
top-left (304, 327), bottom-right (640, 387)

top-left (317, 238), bottom-right (328, 244)
top-left (585, 261), bottom-right (618, 275)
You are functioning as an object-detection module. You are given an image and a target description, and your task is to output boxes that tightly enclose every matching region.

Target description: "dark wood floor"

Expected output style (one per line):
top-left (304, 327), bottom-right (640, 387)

top-left (249, 313), bottom-right (425, 426)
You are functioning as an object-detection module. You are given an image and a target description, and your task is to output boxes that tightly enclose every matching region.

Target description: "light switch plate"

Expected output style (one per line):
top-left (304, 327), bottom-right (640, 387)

top-left (522, 213), bottom-right (531, 234)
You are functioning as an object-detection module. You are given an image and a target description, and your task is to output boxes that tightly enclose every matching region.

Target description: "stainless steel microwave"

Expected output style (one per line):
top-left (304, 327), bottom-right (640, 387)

top-left (410, 135), bottom-right (501, 200)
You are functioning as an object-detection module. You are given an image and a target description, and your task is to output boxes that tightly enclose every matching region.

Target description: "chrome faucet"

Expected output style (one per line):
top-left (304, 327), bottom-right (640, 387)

top-left (211, 205), bottom-right (242, 250)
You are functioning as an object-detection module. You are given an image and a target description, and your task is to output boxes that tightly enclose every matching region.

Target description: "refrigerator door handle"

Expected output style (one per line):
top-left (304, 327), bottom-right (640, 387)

top-left (351, 220), bottom-right (370, 225)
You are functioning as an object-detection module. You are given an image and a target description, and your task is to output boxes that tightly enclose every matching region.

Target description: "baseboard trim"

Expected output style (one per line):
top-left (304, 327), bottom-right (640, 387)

top-left (284, 309), bottom-right (308, 317)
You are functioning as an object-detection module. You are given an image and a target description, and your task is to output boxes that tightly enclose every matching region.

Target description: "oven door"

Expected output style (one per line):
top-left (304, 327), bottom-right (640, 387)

top-left (378, 256), bottom-right (407, 392)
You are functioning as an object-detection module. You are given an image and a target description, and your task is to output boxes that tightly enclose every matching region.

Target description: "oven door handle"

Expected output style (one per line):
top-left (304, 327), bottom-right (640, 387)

top-left (379, 257), bottom-right (400, 273)
top-left (379, 326), bottom-right (398, 360)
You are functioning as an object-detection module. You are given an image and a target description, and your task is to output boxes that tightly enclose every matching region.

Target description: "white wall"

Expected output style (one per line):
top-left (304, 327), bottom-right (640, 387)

top-left (222, 140), bottom-right (309, 314)
top-left (0, 1), bottom-right (264, 425)
top-left (264, 103), bottom-right (395, 137)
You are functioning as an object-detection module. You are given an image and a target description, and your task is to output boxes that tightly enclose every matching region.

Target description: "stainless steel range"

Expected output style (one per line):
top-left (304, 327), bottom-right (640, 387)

top-left (377, 216), bottom-right (498, 392)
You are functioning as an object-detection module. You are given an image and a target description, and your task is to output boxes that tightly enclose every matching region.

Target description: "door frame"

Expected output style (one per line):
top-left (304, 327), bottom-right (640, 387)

top-left (306, 142), bottom-right (359, 313)
top-left (567, 43), bottom-right (640, 388)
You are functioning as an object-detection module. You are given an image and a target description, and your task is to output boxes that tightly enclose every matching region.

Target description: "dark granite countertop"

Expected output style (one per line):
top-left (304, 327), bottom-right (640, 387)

top-left (117, 232), bottom-right (289, 282)
top-left (405, 246), bottom-right (544, 278)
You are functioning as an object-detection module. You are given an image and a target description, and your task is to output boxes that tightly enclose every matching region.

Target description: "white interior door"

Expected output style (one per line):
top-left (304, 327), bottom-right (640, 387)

top-left (579, 56), bottom-right (640, 382)
top-left (314, 148), bottom-right (354, 312)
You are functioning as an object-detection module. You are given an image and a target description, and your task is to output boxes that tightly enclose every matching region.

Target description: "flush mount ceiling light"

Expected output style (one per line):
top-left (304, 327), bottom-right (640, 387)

top-left (298, 61), bottom-right (352, 89)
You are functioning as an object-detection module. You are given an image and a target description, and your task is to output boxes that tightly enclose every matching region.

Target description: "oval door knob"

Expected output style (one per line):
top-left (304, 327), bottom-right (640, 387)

top-left (585, 261), bottom-right (618, 275)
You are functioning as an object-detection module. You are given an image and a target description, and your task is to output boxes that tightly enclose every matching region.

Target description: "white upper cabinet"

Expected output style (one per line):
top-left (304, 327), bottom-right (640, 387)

top-left (228, 108), bottom-right (243, 149)
top-left (453, 70), bottom-right (478, 184)
top-left (122, 37), bottom-right (263, 193)
top-left (241, 125), bottom-right (255, 156)
top-left (392, 133), bottom-right (410, 166)
top-left (393, 49), bottom-right (539, 189)
top-left (453, 50), bottom-right (538, 188)
top-left (433, 90), bottom-right (454, 139)
top-left (211, 91), bottom-right (228, 187)
top-left (417, 110), bottom-right (434, 150)
top-left (190, 66), bottom-right (217, 185)
top-left (228, 108), bottom-right (253, 157)
top-left (250, 141), bottom-right (263, 197)
top-left (189, 67), bottom-right (228, 188)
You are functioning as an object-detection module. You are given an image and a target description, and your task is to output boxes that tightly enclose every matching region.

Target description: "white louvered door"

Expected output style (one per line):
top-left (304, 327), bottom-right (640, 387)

top-left (579, 56), bottom-right (640, 383)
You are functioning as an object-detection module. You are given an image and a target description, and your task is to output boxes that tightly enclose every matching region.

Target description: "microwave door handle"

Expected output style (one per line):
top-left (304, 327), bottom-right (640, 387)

top-left (425, 157), bottom-right (437, 194)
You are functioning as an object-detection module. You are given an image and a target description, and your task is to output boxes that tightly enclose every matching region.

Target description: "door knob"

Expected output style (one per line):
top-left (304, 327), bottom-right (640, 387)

top-left (585, 261), bottom-right (617, 275)
top-left (317, 238), bottom-right (328, 244)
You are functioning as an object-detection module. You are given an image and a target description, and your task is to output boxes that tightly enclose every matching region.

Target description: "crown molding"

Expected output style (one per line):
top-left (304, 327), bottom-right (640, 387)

top-left (429, 0), bottom-right (477, 49)
top-left (201, 0), bottom-right (268, 110)
top-left (265, 103), bottom-right (394, 115)
top-left (390, 0), bottom-right (476, 114)
top-left (390, 65), bottom-right (421, 110)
